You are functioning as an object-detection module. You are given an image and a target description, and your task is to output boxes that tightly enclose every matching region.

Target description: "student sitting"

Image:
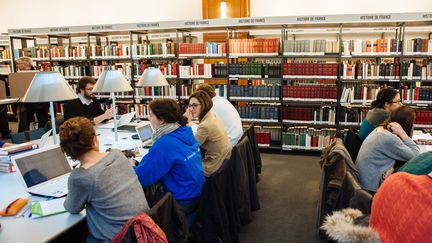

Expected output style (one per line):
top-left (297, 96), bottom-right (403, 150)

top-left (356, 106), bottom-right (420, 193)
top-left (135, 99), bottom-right (205, 214)
top-left (63, 77), bottom-right (112, 124)
top-left (194, 84), bottom-right (243, 146)
top-left (358, 87), bottom-right (402, 141)
top-left (188, 91), bottom-right (231, 176)
top-left (59, 117), bottom-right (149, 243)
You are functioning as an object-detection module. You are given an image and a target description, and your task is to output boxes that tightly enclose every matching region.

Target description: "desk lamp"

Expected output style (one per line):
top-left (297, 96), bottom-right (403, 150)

top-left (21, 71), bottom-right (77, 144)
top-left (92, 70), bottom-right (133, 142)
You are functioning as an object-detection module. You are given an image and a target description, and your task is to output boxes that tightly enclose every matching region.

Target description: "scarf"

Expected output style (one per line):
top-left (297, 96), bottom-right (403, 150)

top-left (152, 123), bottom-right (180, 142)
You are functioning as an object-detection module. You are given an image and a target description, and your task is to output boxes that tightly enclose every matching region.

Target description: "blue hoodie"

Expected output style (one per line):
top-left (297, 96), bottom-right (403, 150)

top-left (135, 126), bottom-right (205, 205)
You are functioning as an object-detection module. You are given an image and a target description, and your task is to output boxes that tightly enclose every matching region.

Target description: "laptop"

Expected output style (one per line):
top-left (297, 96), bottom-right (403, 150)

top-left (98, 111), bottom-right (136, 131)
top-left (38, 129), bottom-right (52, 148)
top-left (135, 124), bottom-right (153, 143)
top-left (11, 145), bottom-right (72, 198)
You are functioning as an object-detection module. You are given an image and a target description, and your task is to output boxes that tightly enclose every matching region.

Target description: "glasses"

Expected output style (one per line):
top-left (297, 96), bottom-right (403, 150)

top-left (188, 103), bottom-right (201, 109)
top-left (389, 99), bottom-right (402, 104)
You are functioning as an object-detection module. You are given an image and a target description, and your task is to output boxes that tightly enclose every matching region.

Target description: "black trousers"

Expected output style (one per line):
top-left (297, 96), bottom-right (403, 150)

top-left (18, 103), bottom-right (49, 132)
top-left (0, 105), bottom-right (10, 135)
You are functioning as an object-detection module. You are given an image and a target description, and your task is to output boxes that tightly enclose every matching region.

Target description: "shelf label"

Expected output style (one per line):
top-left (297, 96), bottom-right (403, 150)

top-left (238, 18), bottom-right (266, 24)
top-left (296, 16), bottom-right (326, 22)
top-left (359, 15), bottom-right (392, 21)
top-left (136, 22), bottom-right (160, 28)
top-left (91, 25), bottom-right (113, 30)
top-left (49, 27), bottom-right (70, 33)
top-left (422, 14), bottom-right (432, 19)
top-left (184, 20), bottom-right (210, 26)
top-left (11, 29), bottom-right (32, 34)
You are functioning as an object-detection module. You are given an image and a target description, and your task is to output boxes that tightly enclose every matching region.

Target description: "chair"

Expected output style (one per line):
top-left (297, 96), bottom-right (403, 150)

top-left (344, 129), bottom-right (362, 163)
top-left (28, 128), bottom-right (46, 141)
top-left (10, 132), bottom-right (27, 144)
top-left (342, 171), bottom-right (373, 215)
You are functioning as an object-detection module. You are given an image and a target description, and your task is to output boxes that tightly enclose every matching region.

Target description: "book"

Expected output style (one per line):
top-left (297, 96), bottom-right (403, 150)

top-left (282, 127), bottom-right (336, 150)
top-left (31, 197), bottom-right (67, 217)
top-left (0, 142), bottom-right (38, 156)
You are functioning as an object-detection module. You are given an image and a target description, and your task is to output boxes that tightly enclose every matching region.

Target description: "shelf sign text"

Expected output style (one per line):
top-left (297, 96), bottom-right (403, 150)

top-left (49, 27), bottom-right (70, 33)
top-left (360, 15), bottom-right (392, 20)
top-left (184, 20), bottom-right (210, 26)
top-left (297, 16), bottom-right (326, 22)
top-left (137, 23), bottom-right (160, 28)
top-left (11, 29), bottom-right (32, 34)
top-left (422, 14), bottom-right (432, 19)
top-left (238, 18), bottom-right (266, 24)
top-left (91, 25), bottom-right (113, 30)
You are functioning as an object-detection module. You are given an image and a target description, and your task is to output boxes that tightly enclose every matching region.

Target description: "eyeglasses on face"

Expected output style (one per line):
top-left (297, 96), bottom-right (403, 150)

top-left (187, 103), bottom-right (201, 109)
top-left (388, 99), bottom-right (402, 104)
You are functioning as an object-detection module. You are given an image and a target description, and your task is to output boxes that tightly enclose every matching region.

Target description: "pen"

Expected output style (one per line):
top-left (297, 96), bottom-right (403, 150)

top-left (15, 204), bottom-right (30, 218)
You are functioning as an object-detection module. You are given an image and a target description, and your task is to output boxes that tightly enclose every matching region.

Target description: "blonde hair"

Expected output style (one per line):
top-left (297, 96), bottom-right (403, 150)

top-left (16, 57), bottom-right (34, 69)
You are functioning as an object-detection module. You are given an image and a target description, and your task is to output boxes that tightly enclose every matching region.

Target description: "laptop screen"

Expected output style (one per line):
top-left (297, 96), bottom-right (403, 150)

top-left (14, 147), bottom-right (72, 188)
top-left (137, 125), bottom-right (153, 142)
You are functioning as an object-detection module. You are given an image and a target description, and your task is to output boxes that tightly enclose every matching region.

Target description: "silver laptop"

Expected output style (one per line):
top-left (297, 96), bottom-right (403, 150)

top-left (98, 111), bottom-right (136, 130)
top-left (11, 145), bottom-right (71, 198)
top-left (135, 124), bottom-right (153, 143)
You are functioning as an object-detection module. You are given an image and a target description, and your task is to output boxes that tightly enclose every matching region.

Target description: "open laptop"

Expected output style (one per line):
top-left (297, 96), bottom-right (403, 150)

top-left (135, 124), bottom-right (153, 144)
top-left (98, 111), bottom-right (136, 131)
top-left (11, 145), bottom-right (72, 198)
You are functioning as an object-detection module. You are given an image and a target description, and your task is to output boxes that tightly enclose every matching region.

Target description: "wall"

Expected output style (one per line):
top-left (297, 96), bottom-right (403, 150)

top-left (0, 0), bottom-right (202, 33)
top-left (251, 0), bottom-right (432, 17)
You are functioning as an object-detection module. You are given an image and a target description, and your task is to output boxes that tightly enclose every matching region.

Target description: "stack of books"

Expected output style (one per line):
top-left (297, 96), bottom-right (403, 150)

top-left (0, 143), bottom-right (39, 173)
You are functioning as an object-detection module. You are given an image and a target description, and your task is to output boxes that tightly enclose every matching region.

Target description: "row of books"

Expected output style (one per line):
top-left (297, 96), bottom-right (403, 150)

top-left (50, 63), bottom-right (133, 79)
top-left (342, 39), bottom-right (402, 55)
top-left (282, 127), bottom-right (337, 150)
top-left (255, 126), bottom-right (281, 146)
top-left (405, 38), bottom-right (432, 53)
top-left (229, 38), bottom-right (279, 55)
top-left (401, 85), bottom-right (432, 104)
top-left (50, 46), bottom-right (87, 59)
top-left (401, 60), bottom-right (432, 80)
top-left (0, 49), bottom-right (11, 59)
top-left (341, 60), bottom-right (400, 80)
top-left (340, 84), bottom-right (382, 104)
top-left (415, 111), bottom-right (432, 125)
top-left (14, 47), bottom-right (49, 59)
top-left (237, 106), bottom-right (279, 121)
top-left (228, 63), bottom-right (281, 78)
top-left (282, 40), bottom-right (340, 54)
top-left (132, 43), bottom-right (176, 57)
top-left (338, 107), bottom-right (367, 125)
top-left (89, 44), bottom-right (130, 58)
top-left (136, 86), bottom-right (177, 98)
top-left (282, 107), bottom-right (336, 124)
top-left (178, 42), bottom-right (226, 56)
top-left (229, 85), bottom-right (280, 100)
top-left (179, 64), bottom-right (213, 78)
top-left (282, 85), bottom-right (337, 101)
top-left (283, 62), bottom-right (338, 77)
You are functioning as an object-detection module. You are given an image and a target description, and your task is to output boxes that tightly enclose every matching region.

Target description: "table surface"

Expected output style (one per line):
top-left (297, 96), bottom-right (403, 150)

top-left (0, 122), bottom-right (149, 243)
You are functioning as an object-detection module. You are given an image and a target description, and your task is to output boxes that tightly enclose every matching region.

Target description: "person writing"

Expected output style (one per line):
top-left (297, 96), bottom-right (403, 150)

top-left (188, 91), bottom-right (231, 176)
top-left (134, 99), bottom-right (205, 214)
top-left (63, 76), bottom-right (112, 124)
top-left (194, 84), bottom-right (243, 146)
top-left (60, 117), bottom-right (149, 242)
top-left (356, 106), bottom-right (420, 193)
top-left (359, 87), bottom-right (402, 141)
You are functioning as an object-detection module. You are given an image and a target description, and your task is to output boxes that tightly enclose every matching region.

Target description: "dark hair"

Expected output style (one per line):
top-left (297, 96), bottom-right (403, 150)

top-left (382, 106), bottom-right (415, 137)
top-left (189, 90), bottom-right (213, 121)
top-left (77, 76), bottom-right (96, 91)
top-left (149, 99), bottom-right (188, 126)
top-left (59, 117), bottom-right (96, 160)
top-left (371, 87), bottom-right (399, 108)
top-left (195, 83), bottom-right (216, 98)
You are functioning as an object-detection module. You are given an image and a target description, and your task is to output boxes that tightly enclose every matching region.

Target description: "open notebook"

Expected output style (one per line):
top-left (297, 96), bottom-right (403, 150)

top-left (31, 197), bottom-right (67, 217)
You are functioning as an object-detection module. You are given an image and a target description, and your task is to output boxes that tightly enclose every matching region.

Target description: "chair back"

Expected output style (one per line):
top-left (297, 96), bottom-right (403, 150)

top-left (28, 128), bottom-right (46, 141)
top-left (10, 132), bottom-right (27, 144)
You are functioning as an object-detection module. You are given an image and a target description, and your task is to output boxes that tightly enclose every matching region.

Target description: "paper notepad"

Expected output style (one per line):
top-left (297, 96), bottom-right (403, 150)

top-left (31, 197), bottom-right (67, 217)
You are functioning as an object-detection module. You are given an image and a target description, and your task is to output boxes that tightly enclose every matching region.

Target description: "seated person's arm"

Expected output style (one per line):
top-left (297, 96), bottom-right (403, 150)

top-left (0, 140), bottom-right (13, 148)
top-left (92, 108), bottom-right (112, 125)
top-left (135, 146), bottom-right (172, 188)
top-left (194, 124), bottom-right (209, 145)
top-left (64, 175), bottom-right (90, 214)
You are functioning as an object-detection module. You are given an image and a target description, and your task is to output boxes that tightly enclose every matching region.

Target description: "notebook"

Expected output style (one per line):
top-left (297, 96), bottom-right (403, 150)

top-left (38, 129), bottom-right (52, 148)
top-left (11, 145), bottom-right (71, 198)
top-left (31, 197), bottom-right (67, 217)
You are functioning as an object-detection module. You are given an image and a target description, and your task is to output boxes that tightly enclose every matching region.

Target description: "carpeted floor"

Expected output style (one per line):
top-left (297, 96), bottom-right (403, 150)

top-left (239, 152), bottom-right (321, 243)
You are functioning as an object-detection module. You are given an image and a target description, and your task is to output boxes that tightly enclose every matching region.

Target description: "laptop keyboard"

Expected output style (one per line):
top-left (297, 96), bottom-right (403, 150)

top-left (31, 177), bottom-right (69, 197)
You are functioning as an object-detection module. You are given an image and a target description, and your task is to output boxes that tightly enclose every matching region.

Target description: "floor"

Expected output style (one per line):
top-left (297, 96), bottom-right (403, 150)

top-left (239, 152), bottom-right (321, 243)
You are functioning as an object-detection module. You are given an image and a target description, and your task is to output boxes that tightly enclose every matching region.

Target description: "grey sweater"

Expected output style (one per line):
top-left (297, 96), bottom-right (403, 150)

top-left (64, 149), bottom-right (150, 243)
top-left (356, 129), bottom-right (420, 192)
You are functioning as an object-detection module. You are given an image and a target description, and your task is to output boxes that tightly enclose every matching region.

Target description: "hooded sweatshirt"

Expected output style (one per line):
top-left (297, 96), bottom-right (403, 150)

top-left (135, 125), bottom-right (205, 205)
top-left (359, 108), bottom-right (390, 141)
